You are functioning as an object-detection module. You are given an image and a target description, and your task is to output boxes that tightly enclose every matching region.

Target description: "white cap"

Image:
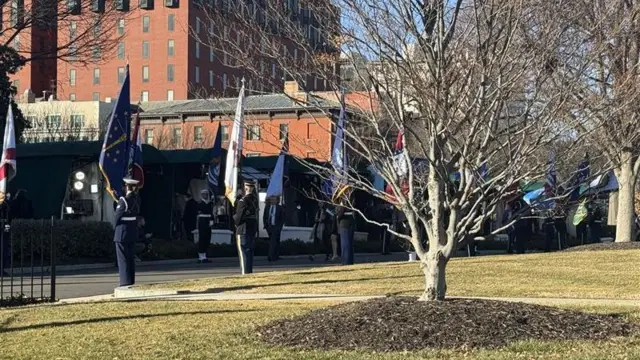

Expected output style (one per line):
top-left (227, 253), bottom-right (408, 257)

top-left (123, 177), bottom-right (140, 185)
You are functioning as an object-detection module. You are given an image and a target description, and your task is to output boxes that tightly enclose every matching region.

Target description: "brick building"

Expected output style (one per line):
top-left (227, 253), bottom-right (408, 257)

top-left (1, 0), bottom-right (57, 98)
top-left (138, 81), bottom-right (338, 160)
top-left (46, 0), bottom-right (338, 103)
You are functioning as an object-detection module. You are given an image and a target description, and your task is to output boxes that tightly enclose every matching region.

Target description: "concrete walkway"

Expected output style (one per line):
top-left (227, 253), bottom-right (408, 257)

top-left (58, 288), bottom-right (640, 308)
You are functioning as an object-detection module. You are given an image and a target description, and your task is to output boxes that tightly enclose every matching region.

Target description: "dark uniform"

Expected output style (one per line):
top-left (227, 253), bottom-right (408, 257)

top-left (336, 205), bottom-right (355, 265)
top-left (233, 184), bottom-right (258, 274)
top-left (113, 186), bottom-right (140, 287)
top-left (196, 199), bottom-right (213, 261)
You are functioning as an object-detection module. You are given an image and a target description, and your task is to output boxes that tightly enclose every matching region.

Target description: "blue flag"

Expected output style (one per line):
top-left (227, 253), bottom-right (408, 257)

top-left (266, 132), bottom-right (289, 199)
top-left (208, 125), bottom-right (223, 196)
top-left (99, 65), bottom-right (131, 200)
top-left (331, 92), bottom-right (348, 201)
top-left (569, 154), bottom-right (590, 201)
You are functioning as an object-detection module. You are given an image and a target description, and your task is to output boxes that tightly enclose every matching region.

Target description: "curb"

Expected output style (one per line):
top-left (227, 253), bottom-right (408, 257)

top-left (114, 286), bottom-right (179, 299)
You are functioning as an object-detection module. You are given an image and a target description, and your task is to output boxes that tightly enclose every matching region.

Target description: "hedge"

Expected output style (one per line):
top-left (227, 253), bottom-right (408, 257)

top-left (10, 219), bottom-right (114, 265)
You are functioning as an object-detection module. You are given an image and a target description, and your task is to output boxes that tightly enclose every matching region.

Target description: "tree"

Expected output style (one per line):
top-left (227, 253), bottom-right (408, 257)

top-left (0, 45), bottom-right (27, 141)
top-left (197, 0), bottom-right (583, 300)
top-left (544, 0), bottom-right (640, 242)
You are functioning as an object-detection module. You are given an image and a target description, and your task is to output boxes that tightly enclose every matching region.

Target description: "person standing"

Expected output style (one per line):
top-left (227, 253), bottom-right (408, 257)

top-left (590, 205), bottom-right (603, 243)
top-left (182, 193), bottom-right (197, 242)
top-left (263, 196), bottom-right (284, 262)
top-left (336, 195), bottom-right (355, 265)
top-left (234, 181), bottom-right (259, 274)
top-left (113, 178), bottom-right (140, 287)
top-left (543, 211), bottom-right (555, 252)
top-left (196, 189), bottom-right (214, 263)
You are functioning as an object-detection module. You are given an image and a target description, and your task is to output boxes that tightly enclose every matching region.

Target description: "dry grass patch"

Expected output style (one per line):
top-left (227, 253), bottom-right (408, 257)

top-left (145, 250), bottom-right (640, 299)
top-left (0, 300), bottom-right (640, 359)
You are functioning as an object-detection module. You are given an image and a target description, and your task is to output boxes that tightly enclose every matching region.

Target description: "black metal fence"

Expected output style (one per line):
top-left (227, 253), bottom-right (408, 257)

top-left (1, 217), bottom-right (56, 307)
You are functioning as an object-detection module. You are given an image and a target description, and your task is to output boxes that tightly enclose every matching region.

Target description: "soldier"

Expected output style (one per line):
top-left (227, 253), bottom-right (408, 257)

top-left (196, 189), bottom-right (214, 263)
top-left (336, 191), bottom-right (355, 265)
top-left (113, 177), bottom-right (141, 287)
top-left (233, 180), bottom-right (259, 274)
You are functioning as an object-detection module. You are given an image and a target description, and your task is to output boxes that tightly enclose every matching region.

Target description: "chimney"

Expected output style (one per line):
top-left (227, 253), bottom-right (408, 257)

top-left (283, 81), bottom-right (307, 104)
top-left (22, 89), bottom-right (35, 103)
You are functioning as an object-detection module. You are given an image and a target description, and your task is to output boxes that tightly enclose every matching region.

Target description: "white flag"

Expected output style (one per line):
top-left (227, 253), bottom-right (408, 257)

top-left (0, 104), bottom-right (16, 204)
top-left (224, 81), bottom-right (246, 206)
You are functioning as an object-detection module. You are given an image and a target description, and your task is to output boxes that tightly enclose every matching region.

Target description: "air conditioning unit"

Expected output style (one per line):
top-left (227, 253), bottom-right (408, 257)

top-left (140, 0), bottom-right (153, 9)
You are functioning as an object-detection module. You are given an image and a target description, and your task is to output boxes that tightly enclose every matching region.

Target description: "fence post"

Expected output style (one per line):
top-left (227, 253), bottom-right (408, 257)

top-left (49, 216), bottom-right (56, 302)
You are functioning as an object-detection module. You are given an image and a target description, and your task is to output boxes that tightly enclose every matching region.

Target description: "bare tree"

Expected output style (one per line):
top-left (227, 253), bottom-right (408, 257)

top-left (196, 0), bottom-right (587, 300)
top-left (542, 0), bottom-right (640, 243)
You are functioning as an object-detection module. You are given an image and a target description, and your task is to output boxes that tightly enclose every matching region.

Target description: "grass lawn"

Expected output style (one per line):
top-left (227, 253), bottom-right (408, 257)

top-left (145, 250), bottom-right (640, 299)
top-left (1, 300), bottom-right (640, 360)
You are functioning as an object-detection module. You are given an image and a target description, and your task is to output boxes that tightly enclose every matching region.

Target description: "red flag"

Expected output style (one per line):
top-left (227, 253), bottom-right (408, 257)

top-left (0, 104), bottom-right (17, 203)
top-left (385, 130), bottom-right (408, 204)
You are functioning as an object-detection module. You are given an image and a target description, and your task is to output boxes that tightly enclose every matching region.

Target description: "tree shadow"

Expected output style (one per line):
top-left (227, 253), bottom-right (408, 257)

top-left (0, 309), bottom-right (255, 334)
top-left (182, 274), bottom-right (423, 294)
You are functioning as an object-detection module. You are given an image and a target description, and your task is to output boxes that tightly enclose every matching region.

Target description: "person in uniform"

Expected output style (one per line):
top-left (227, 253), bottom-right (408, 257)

top-left (263, 196), bottom-right (284, 262)
top-left (196, 189), bottom-right (214, 263)
top-left (336, 192), bottom-right (355, 265)
top-left (233, 181), bottom-right (259, 274)
top-left (113, 177), bottom-right (141, 287)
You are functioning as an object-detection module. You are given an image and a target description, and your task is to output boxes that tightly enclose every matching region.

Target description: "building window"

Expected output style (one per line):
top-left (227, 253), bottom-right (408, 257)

top-left (142, 66), bottom-right (149, 82)
top-left (195, 41), bottom-right (200, 59)
top-left (221, 125), bottom-right (229, 141)
top-left (294, 48), bottom-right (298, 61)
top-left (168, 14), bottom-right (174, 32)
top-left (247, 125), bottom-right (260, 140)
top-left (168, 39), bottom-right (175, 56)
top-left (172, 128), bottom-right (182, 147)
top-left (70, 21), bottom-right (77, 40)
top-left (223, 73), bottom-right (227, 91)
top-left (279, 124), bottom-right (288, 140)
top-left (92, 45), bottom-right (101, 60)
top-left (92, 92), bottom-right (100, 101)
top-left (69, 69), bottom-right (76, 86)
top-left (142, 15), bottom-right (150, 33)
top-left (142, 41), bottom-right (149, 58)
top-left (194, 126), bottom-right (203, 143)
top-left (196, 17), bottom-right (201, 33)
top-left (272, 64), bottom-right (276, 78)
top-left (70, 93), bottom-right (76, 101)
top-left (141, 91), bottom-right (149, 102)
top-left (195, 66), bottom-right (200, 83)
top-left (209, 47), bottom-right (214, 62)
top-left (13, 35), bottom-right (20, 51)
top-left (167, 64), bottom-right (174, 82)
top-left (209, 20), bottom-right (214, 34)
top-left (209, 70), bottom-right (214, 87)
top-left (46, 115), bottom-right (61, 129)
top-left (117, 41), bottom-right (125, 59)
top-left (167, 90), bottom-right (174, 101)
top-left (117, 67), bottom-right (125, 84)
top-left (117, 19), bottom-right (125, 35)
top-left (93, 68), bottom-right (100, 84)
top-left (144, 129), bottom-right (154, 144)
top-left (70, 114), bottom-right (84, 129)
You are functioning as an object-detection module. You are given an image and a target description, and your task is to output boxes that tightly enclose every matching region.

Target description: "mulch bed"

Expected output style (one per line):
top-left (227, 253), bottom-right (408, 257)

top-left (565, 242), bottom-right (640, 252)
top-left (258, 297), bottom-right (639, 351)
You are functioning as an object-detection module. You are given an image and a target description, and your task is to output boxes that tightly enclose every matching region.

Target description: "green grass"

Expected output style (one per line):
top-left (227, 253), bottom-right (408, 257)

top-left (1, 300), bottom-right (640, 359)
top-left (145, 250), bottom-right (640, 299)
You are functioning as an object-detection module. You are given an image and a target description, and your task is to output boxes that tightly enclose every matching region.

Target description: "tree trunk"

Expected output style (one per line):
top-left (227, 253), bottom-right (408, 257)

top-left (419, 249), bottom-right (447, 301)
top-left (615, 154), bottom-right (636, 243)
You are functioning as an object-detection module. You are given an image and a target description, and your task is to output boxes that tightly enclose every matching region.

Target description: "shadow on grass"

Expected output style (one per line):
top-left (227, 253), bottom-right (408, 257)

top-left (0, 309), bottom-right (255, 334)
top-left (179, 274), bottom-right (423, 295)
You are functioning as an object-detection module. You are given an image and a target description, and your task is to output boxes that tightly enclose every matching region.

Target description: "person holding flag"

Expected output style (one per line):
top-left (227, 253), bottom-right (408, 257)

top-left (264, 132), bottom-right (288, 261)
top-left (0, 103), bottom-right (16, 277)
top-left (99, 65), bottom-right (141, 287)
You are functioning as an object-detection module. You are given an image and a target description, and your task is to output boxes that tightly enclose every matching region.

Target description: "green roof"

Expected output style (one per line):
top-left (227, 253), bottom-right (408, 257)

top-left (16, 141), bottom-right (166, 163)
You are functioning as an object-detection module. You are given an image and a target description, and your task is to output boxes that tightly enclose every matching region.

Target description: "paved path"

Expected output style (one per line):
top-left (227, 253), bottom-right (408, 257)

top-left (1, 253), bottom-right (407, 300)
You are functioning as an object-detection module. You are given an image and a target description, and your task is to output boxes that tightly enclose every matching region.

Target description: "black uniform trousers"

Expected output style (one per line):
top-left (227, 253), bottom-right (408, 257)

top-left (114, 221), bottom-right (137, 286)
top-left (236, 233), bottom-right (255, 274)
top-left (197, 216), bottom-right (212, 254)
top-left (339, 227), bottom-right (354, 265)
top-left (267, 226), bottom-right (282, 261)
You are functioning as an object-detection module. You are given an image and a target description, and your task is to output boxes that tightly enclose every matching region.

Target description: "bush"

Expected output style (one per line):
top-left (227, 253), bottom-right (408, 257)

top-left (11, 219), bottom-right (114, 265)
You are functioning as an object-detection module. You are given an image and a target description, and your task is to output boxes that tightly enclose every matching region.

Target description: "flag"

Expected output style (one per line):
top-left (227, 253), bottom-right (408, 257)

top-left (545, 152), bottom-right (556, 195)
top-left (128, 108), bottom-right (144, 188)
top-left (573, 200), bottom-right (588, 226)
top-left (208, 125), bottom-right (223, 196)
top-left (223, 79), bottom-right (246, 206)
top-left (385, 129), bottom-right (408, 202)
top-left (99, 65), bottom-right (131, 200)
top-left (569, 154), bottom-right (590, 201)
top-left (0, 104), bottom-right (17, 204)
top-left (266, 132), bottom-right (289, 198)
top-left (331, 92), bottom-right (349, 201)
